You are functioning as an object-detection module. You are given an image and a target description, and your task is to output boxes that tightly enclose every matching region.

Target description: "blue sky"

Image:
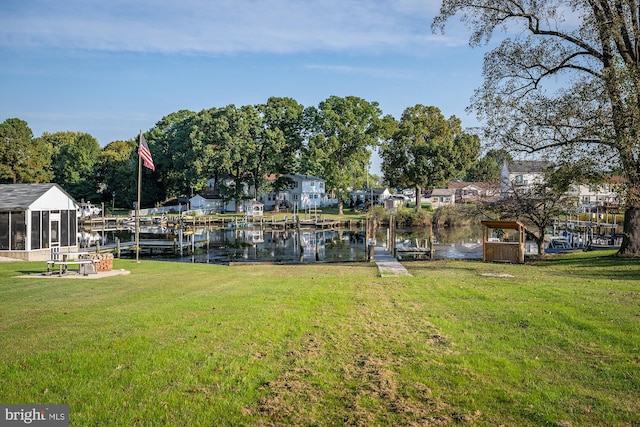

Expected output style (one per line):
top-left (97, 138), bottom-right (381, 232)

top-left (0, 0), bottom-right (489, 174)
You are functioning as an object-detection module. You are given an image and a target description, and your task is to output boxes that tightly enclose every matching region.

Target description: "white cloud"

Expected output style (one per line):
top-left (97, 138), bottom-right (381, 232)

top-left (0, 0), bottom-right (458, 54)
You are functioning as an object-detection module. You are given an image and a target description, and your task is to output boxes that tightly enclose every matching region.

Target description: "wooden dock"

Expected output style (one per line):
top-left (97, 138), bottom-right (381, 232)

top-left (97, 237), bottom-right (209, 257)
top-left (80, 215), bottom-right (362, 233)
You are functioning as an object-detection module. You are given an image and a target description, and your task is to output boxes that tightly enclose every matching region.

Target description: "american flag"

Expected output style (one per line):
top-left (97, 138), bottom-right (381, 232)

top-left (138, 134), bottom-right (155, 171)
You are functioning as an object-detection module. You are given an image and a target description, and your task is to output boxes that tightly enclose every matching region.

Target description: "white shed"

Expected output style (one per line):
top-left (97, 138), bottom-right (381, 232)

top-left (190, 194), bottom-right (225, 213)
top-left (0, 184), bottom-right (79, 261)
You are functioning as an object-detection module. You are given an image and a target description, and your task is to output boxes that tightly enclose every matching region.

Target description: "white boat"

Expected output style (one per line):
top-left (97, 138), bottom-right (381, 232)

top-left (545, 236), bottom-right (573, 253)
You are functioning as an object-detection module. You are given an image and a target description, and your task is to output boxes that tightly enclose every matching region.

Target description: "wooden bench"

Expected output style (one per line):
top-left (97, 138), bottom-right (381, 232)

top-left (45, 259), bottom-right (97, 276)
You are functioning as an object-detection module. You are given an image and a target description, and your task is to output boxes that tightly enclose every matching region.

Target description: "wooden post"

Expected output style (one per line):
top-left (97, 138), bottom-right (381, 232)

top-left (296, 217), bottom-right (304, 254)
top-left (429, 223), bottom-right (434, 260)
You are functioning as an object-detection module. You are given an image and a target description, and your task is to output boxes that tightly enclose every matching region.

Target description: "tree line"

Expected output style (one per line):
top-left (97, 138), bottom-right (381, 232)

top-left (1, 96), bottom-right (490, 213)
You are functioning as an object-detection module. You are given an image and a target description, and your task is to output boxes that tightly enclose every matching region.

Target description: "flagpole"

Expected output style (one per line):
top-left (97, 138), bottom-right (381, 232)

top-left (135, 130), bottom-right (142, 263)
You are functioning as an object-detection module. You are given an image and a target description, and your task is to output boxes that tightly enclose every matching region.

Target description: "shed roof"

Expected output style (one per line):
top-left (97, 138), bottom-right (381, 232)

top-left (447, 181), bottom-right (499, 190)
top-left (481, 220), bottom-right (527, 230)
top-left (0, 183), bottom-right (73, 210)
top-left (431, 188), bottom-right (456, 196)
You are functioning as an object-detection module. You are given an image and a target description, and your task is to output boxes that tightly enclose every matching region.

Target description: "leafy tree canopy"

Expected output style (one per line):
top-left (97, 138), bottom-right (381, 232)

top-left (305, 96), bottom-right (386, 214)
top-left (381, 105), bottom-right (480, 210)
top-left (0, 118), bottom-right (52, 184)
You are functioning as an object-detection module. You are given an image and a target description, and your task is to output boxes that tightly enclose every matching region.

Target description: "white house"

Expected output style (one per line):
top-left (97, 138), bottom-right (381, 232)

top-left (0, 184), bottom-right (79, 261)
top-left (429, 188), bottom-right (457, 209)
top-left (286, 174), bottom-right (328, 209)
top-left (500, 160), bottom-right (550, 194)
top-left (258, 174), bottom-right (330, 210)
top-left (189, 194), bottom-right (226, 213)
top-left (447, 181), bottom-right (501, 203)
top-left (500, 160), bottom-right (622, 212)
top-left (348, 188), bottom-right (391, 207)
top-left (204, 174), bottom-right (330, 212)
top-left (572, 179), bottom-right (622, 212)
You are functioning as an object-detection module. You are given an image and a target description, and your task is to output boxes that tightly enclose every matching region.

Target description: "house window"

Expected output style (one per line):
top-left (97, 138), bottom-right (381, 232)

top-left (293, 194), bottom-right (298, 201)
top-left (515, 175), bottom-right (524, 184)
top-left (310, 181), bottom-right (315, 187)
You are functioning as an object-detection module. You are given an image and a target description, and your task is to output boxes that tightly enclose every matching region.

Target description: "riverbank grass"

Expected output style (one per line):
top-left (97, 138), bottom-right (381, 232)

top-left (0, 251), bottom-right (638, 425)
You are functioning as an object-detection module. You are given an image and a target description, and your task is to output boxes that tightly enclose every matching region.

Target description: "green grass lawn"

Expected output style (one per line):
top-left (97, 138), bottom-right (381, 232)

top-left (0, 252), bottom-right (638, 426)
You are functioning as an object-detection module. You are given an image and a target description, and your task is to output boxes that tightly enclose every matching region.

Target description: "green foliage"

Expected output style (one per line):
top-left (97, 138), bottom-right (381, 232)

top-left (0, 118), bottom-right (52, 184)
top-left (146, 110), bottom-right (198, 202)
top-left (44, 131), bottom-right (101, 201)
top-left (394, 207), bottom-right (432, 227)
top-left (305, 96), bottom-right (386, 214)
top-left (381, 105), bottom-right (480, 210)
top-left (368, 204), bottom-right (389, 224)
top-left (465, 148), bottom-right (512, 182)
top-left (96, 140), bottom-right (137, 208)
top-left (432, 203), bottom-right (483, 226)
top-left (2, 96), bottom-right (480, 211)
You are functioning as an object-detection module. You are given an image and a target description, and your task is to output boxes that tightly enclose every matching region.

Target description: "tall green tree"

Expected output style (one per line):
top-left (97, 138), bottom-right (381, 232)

top-left (465, 149), bottom-right (512, 182)
top-left (45, 131), bottom-right (101, 201)
top-left (194, 105), bottom-right (262, 212)
top-left (256, 97), bottom-right (305, 210)
top-left (381, 105), bottom-right (480, 210)
top-left (147, 110), bottom-right (198, 201)
top-left (305, 96), bottom-right (384, 215)
top-left (434, 0), bottom-right (640, 256)
top-left (96, 140), bottom-right (137, 208)
top-left (0, 118), bottom-right (52, 184)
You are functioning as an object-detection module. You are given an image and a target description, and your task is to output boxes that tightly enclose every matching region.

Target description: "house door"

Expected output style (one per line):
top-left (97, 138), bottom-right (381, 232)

top-left (50, 212), bottom-right (60, 248)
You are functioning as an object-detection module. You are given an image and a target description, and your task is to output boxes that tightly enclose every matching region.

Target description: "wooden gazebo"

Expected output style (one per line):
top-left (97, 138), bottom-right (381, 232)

top-left (480, 220), bottom-right (527, 264)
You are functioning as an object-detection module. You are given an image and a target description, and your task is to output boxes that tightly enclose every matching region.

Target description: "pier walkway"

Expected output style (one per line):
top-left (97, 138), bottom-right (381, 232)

top-left (373, 246), bottom-right (412, 277)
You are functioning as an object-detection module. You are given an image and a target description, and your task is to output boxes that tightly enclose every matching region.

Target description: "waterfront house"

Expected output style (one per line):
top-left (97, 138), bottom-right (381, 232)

top-left (348, 188), bottom-right (391, 208)
top-left (447, 181), bottom-right (501, 204)
top-left (259, 174), bottom-right (329, 210)
top-left (189, 193), bottom-right (226, 213)
top-left (429, 188), bottom-right (457, 209)
top-left (500, 160), bottom-right (550, 194)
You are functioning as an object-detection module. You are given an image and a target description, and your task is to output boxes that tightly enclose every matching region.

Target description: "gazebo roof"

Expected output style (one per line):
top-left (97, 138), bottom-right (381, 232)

top-left (481, 220), bottom-right (527, 230)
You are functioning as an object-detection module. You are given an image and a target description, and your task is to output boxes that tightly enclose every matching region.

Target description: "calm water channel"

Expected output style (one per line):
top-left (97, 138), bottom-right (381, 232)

top-left (82, 225), bottom-right (484, 264)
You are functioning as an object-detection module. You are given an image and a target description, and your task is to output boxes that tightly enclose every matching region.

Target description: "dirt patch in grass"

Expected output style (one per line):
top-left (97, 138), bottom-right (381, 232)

top-left (342, 354), bottom-right (451, 426)
top-left (252, 351), bottom-right (454, 426)
top-left (255, 366), bottom-right (322, 423)
top-left (252, 338), bottom-right (327, 425)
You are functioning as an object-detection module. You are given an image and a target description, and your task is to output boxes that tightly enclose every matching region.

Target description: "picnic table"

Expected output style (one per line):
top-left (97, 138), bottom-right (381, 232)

top-left (45, 251), bottom-right (98, 276)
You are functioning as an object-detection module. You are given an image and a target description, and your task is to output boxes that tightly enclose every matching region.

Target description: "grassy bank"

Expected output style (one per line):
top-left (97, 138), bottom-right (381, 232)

top-left (0, 252), bottom-right (638, 426)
